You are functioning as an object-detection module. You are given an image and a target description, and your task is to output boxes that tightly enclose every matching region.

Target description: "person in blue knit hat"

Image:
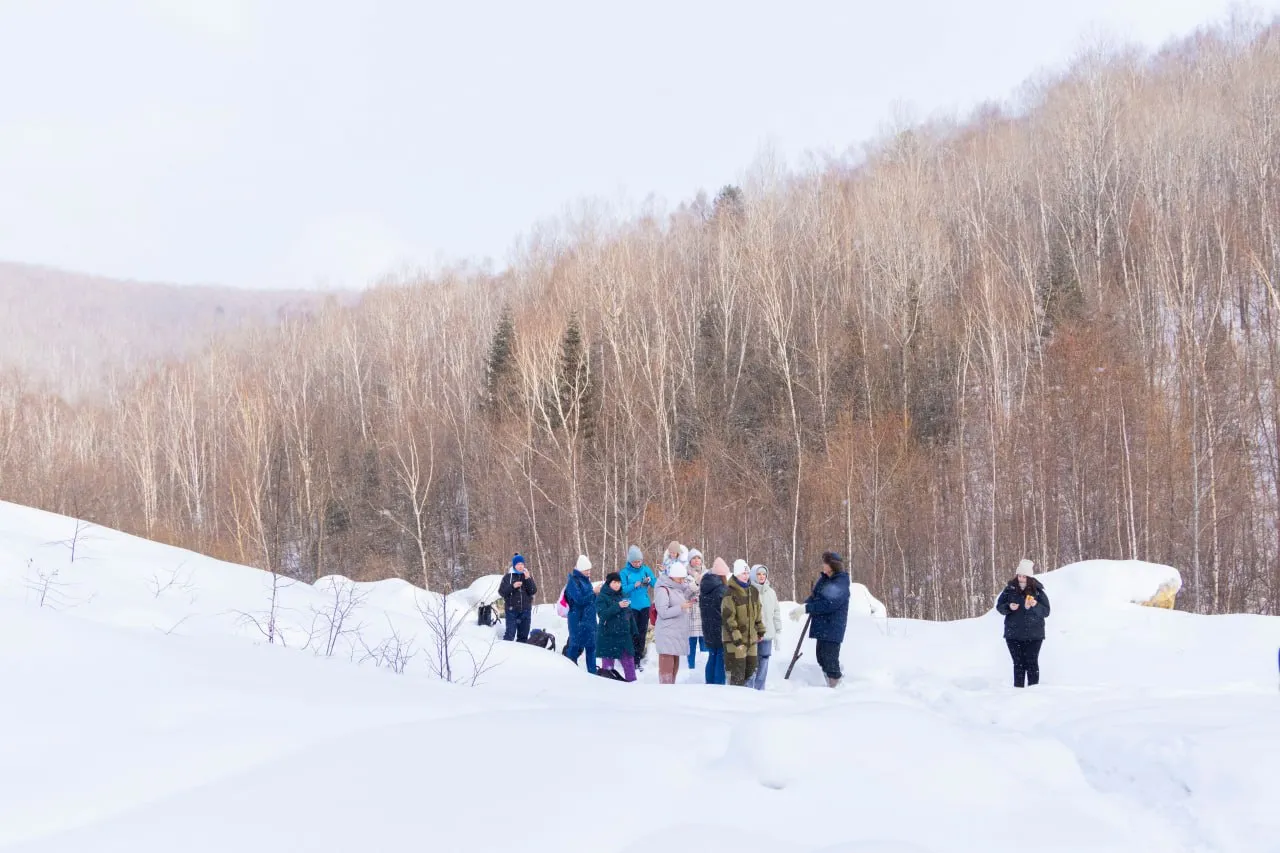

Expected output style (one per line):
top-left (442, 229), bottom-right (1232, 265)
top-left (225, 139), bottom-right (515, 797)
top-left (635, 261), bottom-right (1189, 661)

top-left (499, 552), bottom-right (537, 642)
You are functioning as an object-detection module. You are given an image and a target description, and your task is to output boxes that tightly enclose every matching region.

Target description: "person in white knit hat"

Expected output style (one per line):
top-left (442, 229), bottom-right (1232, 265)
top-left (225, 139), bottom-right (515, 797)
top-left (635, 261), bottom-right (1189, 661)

top-left (995, 559), bottom-right (1051, 688)
top-left (562, 555), bottom-right (598, 674)
top-left (686, 549), bottom-right (707, 670)
top-left (653, 559), bottom-right (697, 684)
top-left (722, 559), bottom-right (765, 687)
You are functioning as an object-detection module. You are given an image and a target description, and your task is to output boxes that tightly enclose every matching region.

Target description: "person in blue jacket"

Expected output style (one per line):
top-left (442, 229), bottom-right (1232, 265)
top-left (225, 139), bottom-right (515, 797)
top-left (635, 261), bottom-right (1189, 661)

top-left (620, 546), bottom-right (658, 670)
top-left (804, 550), bottom-right (851, 687)
top-left (562, 554), bottom-right (598, 674)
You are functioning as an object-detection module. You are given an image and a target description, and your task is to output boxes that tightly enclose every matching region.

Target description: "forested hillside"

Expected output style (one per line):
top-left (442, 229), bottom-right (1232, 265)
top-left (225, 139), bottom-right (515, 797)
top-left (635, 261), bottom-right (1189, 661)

top-left (2, 21), bottom-right (1278, 616)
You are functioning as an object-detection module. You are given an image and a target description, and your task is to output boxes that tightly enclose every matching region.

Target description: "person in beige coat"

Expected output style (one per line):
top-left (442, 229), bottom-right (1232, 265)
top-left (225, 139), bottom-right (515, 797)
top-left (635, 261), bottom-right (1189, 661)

top-left (653, 562), bottom-right (697, 683)
top-left (748, 565), bottom-right (783, 690)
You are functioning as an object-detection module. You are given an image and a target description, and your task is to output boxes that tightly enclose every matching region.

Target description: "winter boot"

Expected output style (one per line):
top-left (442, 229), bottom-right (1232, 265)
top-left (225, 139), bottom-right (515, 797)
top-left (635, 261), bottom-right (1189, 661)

top-left (825, 676), bottom-right (841, 688)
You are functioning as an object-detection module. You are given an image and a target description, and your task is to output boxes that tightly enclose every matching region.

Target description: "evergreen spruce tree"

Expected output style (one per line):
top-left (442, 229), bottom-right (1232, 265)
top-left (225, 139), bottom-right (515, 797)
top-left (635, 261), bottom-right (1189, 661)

top-left (713, 184), bottom-right (745, 222)
top-left (482, 307), bottom-right (517, 415)
top-left (552, 313), bottom-right (597, 444)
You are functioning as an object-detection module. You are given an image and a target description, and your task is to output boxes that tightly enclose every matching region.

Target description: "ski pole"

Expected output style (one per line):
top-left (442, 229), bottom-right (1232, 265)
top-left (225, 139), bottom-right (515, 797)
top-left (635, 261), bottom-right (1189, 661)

top-left (784, 614), bottom-right (812, 680)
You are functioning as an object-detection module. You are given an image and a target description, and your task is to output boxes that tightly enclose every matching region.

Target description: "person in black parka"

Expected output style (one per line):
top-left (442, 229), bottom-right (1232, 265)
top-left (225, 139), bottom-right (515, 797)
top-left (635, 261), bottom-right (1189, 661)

top-left (804, 550), bottom-right (852, 687)
top-left (595, 572), bottom-right (637, 682)
top-left (699, 558), bottom-right (730, 685)
top-left (995, 559), bottom-right (1051, 688)
top-left (498, 553), bottom-right (537, 642)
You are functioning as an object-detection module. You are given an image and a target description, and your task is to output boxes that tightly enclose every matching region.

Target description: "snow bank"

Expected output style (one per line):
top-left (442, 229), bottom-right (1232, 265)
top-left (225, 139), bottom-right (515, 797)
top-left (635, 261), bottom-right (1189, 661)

top-left (1037, 559), bottom-right (1182, 610)
top-left (458, 573), bottom-right (503, 607)
top-left (784, 580), bottom-right (887, 624)
top-left (852, 581), bottom-right (888, 617)
top-left (4, 499), bottom-right (1280, 851)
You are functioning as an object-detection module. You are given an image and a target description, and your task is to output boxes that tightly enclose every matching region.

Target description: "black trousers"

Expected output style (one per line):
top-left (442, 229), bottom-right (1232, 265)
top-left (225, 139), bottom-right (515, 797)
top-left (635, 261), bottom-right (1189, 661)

top-left (503, 609), bottom-right (531, 642)
top-left (631, 607), bottom-right (650, 661)
top-left (815, 640), bottom-right (842, 679)
top-left (1006, 639), bottom-right (1043, 687)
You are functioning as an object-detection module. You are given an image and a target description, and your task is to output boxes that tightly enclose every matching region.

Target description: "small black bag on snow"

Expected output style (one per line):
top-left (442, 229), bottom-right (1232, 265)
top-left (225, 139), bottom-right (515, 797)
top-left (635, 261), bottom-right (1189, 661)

top-left (527, 629), bottom-right (557, 651)
top-left (476, 603), bottom-right (498, 627)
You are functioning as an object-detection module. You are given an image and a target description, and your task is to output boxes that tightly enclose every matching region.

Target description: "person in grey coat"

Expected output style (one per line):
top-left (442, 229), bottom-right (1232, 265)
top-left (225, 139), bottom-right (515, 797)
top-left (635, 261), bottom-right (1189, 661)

top-left (748, 565), bottom-right (783, 690)
top-left (653, 561), bottom-right (697, 684)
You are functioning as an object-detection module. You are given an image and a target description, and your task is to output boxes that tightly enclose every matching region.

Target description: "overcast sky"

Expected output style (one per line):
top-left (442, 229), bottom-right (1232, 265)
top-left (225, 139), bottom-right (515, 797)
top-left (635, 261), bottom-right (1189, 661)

top-left (0, 0), bottom-right (1273, 291)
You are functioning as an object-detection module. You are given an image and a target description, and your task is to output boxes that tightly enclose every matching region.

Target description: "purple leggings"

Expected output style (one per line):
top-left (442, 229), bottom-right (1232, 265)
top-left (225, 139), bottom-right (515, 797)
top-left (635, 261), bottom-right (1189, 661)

top-left (601, 655), bottom-right (636, 682)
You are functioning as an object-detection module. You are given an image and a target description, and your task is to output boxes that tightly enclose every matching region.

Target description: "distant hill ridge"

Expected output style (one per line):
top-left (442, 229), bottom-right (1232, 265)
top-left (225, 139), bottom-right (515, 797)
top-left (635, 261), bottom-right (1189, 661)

top-left (0, 261), bottom-right (354, 398)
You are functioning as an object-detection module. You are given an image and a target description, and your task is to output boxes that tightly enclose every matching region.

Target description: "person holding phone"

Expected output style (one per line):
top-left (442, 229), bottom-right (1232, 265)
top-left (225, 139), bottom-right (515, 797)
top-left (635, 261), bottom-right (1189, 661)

top-left (996, 559), bottom-right (1051, 687)
top-left (596, 571), bottom-right (636, 681)
top-left (620, 546), bottom-right (658, 670)
top-left (498, 553), bottom-right (537, 643)
top-left (653, 560), bottom-right (697, 684)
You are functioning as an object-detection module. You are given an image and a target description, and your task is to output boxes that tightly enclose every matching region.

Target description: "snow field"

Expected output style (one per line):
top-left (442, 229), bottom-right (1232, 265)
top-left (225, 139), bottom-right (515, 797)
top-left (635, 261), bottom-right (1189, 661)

top-left (1, 500), bottom-right (1278, 852)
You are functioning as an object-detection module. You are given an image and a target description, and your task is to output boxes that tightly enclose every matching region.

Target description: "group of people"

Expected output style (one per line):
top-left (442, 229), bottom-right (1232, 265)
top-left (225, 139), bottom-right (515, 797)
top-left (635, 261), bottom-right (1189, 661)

top-left (499, 543), bottom-right (853, 688)
top-left (502, 548), bottom-right (1054, 690)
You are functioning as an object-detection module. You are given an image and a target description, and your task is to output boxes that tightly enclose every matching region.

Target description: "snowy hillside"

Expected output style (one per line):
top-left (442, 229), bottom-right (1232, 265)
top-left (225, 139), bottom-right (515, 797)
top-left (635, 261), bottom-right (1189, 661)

top-left (1, 501), bottom-right (1278, 852)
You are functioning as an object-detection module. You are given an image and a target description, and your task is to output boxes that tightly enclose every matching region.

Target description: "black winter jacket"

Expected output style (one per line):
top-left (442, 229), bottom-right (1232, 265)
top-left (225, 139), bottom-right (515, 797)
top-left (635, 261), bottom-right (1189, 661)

top-left (995, 579), bottom-right (1051, 641)
top-left (699, 574), bottom-right (727, 650)
top-left (499, 571), bottom-right (537, 612)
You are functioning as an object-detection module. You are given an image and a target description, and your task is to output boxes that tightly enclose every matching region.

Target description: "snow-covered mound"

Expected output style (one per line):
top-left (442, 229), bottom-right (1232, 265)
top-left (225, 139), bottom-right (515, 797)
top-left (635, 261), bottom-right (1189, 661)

top-left (2, 500), bottom-right (1279, 852)
top-left (0, 501), bottom-right (572, 687)
top-left (1036, 559), bottom-right (1182, 609)
top-left (459, 573), bottom-right (503, 607)
top-left (852, 580), bottom-right (888, 617)
top-left (784, 580), bottom-right (887, 625)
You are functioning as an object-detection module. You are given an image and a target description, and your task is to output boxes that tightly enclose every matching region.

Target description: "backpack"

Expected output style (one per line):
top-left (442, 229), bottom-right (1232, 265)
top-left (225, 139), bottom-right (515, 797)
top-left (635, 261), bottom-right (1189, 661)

top-left (527, 629), bottom-right (557, 652)
top-left (477, 603), bottom-right (499, 627)
top-left (555, 588), bottom-right (569, 618)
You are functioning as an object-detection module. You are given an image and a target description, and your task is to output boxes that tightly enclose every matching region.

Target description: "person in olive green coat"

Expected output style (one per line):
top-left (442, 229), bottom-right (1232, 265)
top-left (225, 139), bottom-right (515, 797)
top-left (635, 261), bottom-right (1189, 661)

top-left (596, 572), bottom-right (636, 681)
top-left (722, 559), bottom-right (766, 686)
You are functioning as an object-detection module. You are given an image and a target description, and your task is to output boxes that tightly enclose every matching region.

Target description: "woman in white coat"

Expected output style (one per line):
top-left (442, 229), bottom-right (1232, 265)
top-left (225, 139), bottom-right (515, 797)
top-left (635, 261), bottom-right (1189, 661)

top-left (748, 564), bottom-right (783, 690)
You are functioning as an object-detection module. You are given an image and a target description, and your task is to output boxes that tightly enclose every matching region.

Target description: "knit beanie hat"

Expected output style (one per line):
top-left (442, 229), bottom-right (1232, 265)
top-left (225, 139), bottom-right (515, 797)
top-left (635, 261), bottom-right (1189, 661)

top-left (575, 554), bottom-right (593, 573)
top-left (606, 571), bottom-right (622, 585)
top-left (687, 549), bottom-right (703, 566)
top-left (732, 559), bottom-right (750, 579)
top-left (668, 562), bottom-right (688, 579)
top-left (627, 545), bottom-right (643, 564)
top-left (512, 553), bottom-right (525, 570)
top-left (711, 557), bottom-right (731, 577)
top-left (667, 540), bottom-right (682, 555)
top-left (1016, 558), bottom-right (1035, 577)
